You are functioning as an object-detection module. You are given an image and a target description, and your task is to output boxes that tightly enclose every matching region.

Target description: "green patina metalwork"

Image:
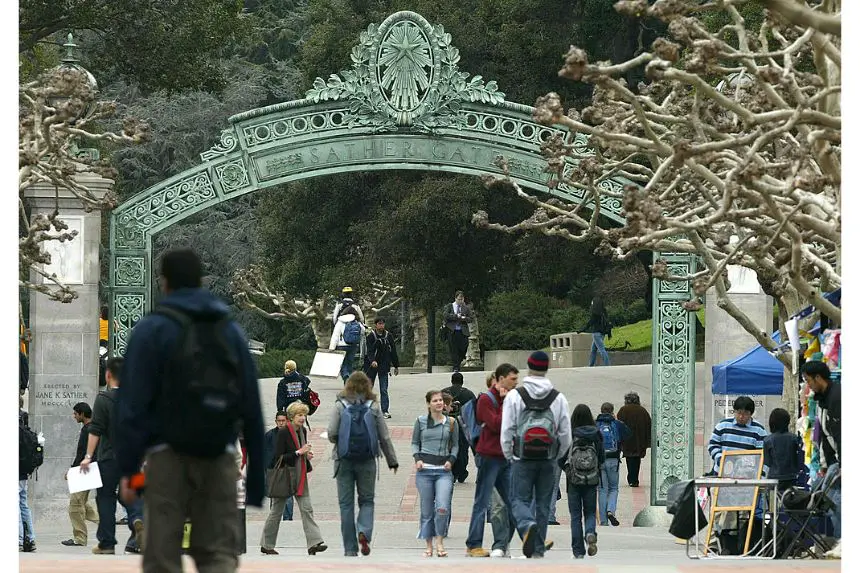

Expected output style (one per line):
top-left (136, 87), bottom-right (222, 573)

top-left (107, 11), bottom-right (694, 503)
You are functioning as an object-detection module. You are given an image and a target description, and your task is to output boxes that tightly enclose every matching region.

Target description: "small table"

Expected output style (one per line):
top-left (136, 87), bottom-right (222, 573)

top-left (686, 477), bottom-right (780, 559)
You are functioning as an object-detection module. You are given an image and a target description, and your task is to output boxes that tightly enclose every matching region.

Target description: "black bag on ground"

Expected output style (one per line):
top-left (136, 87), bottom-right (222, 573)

top-left (156, 306), bottom-right (243, 458)
top-left (666, 479), bottom-right (708, 540)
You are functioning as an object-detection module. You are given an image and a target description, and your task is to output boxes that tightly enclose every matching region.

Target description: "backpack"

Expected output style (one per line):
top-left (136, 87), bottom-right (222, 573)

top-left (303, 388), bottom-right (321, 416)
top-left (337, 399), bottom-right (379, 461)
top-left (598, 419), bottom-right (619, 454)
top-left (155, 306), bottom-right (244, 458)
top-left (513, 387), bottom-right (560, 460)
top-left (568, 436), bottom-right (600, 486)
top-left (343, 320), bottom-right (362, 345)
top-left (459, 392), bottom-right (498, 450)
top-left (19, 423), bottom-right (43, 477)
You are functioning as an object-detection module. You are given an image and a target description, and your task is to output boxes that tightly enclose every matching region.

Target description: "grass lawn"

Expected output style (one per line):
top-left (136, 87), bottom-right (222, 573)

top-left (605, 309), bottom-right (706, 352)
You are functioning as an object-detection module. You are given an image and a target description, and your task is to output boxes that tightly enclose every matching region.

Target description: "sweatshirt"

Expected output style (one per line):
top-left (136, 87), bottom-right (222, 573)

top-left (500, 375), bottom-right (571, 461)
top-left (475, 387), bottom-right (504, 459)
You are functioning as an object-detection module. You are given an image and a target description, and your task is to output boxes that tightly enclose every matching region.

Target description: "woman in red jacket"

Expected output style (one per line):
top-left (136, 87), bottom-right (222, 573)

top-left (464, 363), bottom-right (519, 557)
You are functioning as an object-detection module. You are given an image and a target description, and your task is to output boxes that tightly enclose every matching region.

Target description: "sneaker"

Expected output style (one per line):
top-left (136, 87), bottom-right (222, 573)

top-left (607, 512), bottom-right (620, 527)
top-left (92, 545), bottom-right (115, 555)
top-left (545, 540), bottom-right (554, 551)
top-left (548, 520), bottom-right (560, 525)
top-left (260, 547), bottom-right (279, 555)
top-left (61, 539), bottom-right (85, 546)
top-left (586, 532), bottom-right (598, 556)
top-left (133, 518), bottom-right (145, 552)
top-left (489, 548), bottom-right (507, 558)
top-left (522, 524), bottom-right (538, 558)
top-left (308, 542), bottom-right (328, 555)
top-left (22, 540), bottom-right (36, 553)
top-left (358, 532), bottom-right (371, 556)
top-left (466, 547), bottom-right (490, 557)
top-left (124, 545), bottom-right (141, 555)
top-left (383, 412), bottom-right (392, 419)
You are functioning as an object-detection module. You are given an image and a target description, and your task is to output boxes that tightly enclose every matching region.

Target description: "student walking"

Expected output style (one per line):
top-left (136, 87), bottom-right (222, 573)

top-left (616, 392), bottom-right (651, 487)
top-left (260, 402), bottom-right (327, 556)
top-left (565, 404), bottom-right (604, 559)
top-left (327, 371), bottom-right (399, 556)
top-left (579, 297), bottom-right (612, 366)
top-left (63, 402), bottom-right (100, 546)
top-left (412, 390), bottom-right (459, 557)
top-left (595, 402), bottom-right (631, 526)
top-left (364, 317), bottom-right (400, 418)
top-left (329, 305), bottom-right (366, 382)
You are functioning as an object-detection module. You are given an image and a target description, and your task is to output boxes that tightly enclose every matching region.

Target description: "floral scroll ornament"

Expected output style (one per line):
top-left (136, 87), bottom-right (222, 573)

top-left (304, 11), bottom-right (506, 132)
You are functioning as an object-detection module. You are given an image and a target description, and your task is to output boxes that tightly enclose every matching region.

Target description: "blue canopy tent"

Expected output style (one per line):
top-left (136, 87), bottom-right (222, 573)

top-left (712, 332), bottom-right (785, 396)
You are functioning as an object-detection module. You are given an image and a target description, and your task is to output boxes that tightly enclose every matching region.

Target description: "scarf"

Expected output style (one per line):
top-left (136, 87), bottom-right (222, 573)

top-left (286, 422), bottom-right (308, 497)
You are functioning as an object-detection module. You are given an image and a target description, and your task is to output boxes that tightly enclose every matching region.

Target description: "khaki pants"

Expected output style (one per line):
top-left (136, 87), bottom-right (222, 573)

top-left (69, 490), bottom-right (99, 544)
top-left (261, 483), bottom-right (323, 550)
top-left (143, 448), bottom-right (239, 573)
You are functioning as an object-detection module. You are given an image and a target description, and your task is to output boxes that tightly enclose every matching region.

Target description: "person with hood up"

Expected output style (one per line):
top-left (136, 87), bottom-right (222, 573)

top-left (616, 391), bottom-right (651, 487)
top-left (566, 404), bottom-right (605, 559)
top-left (329, 305), bottom-right (366, 382)
top-left (595, 402), bottom-right (631, 526)
top-left (114, 248), bottom-right (266, 573)
top-left (500, 351), bottom-right (571, 559)
top-left (277, 360), bottom-right (312, 414)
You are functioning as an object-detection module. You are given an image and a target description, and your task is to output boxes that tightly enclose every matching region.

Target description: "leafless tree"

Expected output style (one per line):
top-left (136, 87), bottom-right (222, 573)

top-left (19, 66), bottom-right (149, 305)
top-left (230, 264), bottom-right (404, 348)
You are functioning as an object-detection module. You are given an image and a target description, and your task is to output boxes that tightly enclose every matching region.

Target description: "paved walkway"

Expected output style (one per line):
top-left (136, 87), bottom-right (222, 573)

top-left (21, 366), bottom-right (839, 570)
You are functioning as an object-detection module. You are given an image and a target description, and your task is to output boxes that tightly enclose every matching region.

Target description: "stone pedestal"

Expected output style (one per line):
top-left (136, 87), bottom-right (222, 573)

top-left (702, 286), bottom-right (774, 474)
top-left (24, 174), bottom-right (112, 522)
top-left (549, 332), bottom-right (592, 368)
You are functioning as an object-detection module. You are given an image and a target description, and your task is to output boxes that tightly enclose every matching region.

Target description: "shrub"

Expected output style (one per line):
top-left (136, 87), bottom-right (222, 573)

top-left (482, 289), bottom-right (570, 350)
top-left (254, 348), bottom-right (316, 378)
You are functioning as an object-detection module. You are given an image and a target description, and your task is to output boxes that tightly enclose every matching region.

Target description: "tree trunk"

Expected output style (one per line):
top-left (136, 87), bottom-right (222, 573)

top-left (410, 306), bottom-right (428, 369)
top-left (310, 317), bottom-right (331, 349)
top-left (778, 288), bottom-right (804, 426)
top-left (463, 314), bottom-right (484, 369)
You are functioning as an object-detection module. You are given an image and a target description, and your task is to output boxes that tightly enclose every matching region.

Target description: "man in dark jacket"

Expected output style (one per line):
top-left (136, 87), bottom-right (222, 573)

top-left (62, 402), bottom-right (99, 546)
top-left (114, 248), bottom-right (265, 573)
top-left (442, 291), bottom-right (473, 372)
top-left (264, 412), bottom-right (293, 521)
top-left (363, 318), bottom-right (399, 418)
top-left (801, 360), bottom-right (841, 549)
top-left (442, 372), bottom-right (476, 482)
top-left (80, 357), bottom-right (143, 555)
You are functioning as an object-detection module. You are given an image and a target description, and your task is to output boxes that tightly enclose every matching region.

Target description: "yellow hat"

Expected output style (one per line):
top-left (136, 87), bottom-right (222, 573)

top-left (342, 286), bottom-right (353, 294)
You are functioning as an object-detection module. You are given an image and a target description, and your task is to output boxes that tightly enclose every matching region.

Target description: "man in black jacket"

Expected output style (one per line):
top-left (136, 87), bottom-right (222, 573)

top-left (801, 360), bottom-right (841, 553)
top-left (80, 358), bottom-right (144, 555)
top-left (364, 318), bottom-right (399, 419)
top-left (264, 412), bottom-right (293, 521)
top-left (442, 291), bottom-right (473, 372)
top-left (62, 402), bottom-right (99, 546)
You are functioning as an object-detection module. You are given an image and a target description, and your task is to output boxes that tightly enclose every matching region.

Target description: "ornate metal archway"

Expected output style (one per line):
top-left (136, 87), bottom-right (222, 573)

top-left (107, 10), bottom-right (694, 505)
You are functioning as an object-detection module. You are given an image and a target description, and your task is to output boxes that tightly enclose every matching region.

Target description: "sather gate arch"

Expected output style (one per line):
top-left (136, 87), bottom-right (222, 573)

top-left (106, 10), bottom-right (695, 505)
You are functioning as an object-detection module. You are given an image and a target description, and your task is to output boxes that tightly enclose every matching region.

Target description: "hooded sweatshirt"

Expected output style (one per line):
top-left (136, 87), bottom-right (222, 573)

top-left (329, 312), bottom-right (366, 351)
top-left (115, 287), bottom-right (266, 507)
top-left (277, 371), bottom-right (310, 413)
top-left (500, 374), bottom-right (571, 461)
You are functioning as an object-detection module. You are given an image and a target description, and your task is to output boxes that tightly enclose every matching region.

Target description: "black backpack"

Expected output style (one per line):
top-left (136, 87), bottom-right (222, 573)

top-left (19, 422), bottom-right (43, 477)
top-left (156, 306), bottom-right (244, 458)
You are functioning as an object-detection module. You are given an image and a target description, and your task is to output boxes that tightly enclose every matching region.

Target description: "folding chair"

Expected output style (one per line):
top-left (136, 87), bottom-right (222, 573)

top-left (776, 467), bottom-right (839, 559)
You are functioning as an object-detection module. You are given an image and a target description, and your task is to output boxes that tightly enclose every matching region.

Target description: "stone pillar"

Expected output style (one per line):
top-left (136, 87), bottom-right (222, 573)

top-left (702, 278), bottom-right (774, 474)
top-left (24, 173), bottom-right (112, 522)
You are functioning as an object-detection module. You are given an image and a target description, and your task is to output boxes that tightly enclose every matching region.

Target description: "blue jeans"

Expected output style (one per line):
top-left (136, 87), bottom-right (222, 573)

top-left (548, 462), bottom-right (563, 522)
top-left (415, 468), bottom-right (454, 539)
top-left (590, 333), bottom-right (610, 366)
top-left (598, 457), bottom-right (620, 523)
top-left (19, 480), bottom-right (35, 545)
top-left (825, 463), bottom-right (841, 538)
top-left (335, 458), bottom-right (376, 554)
top-left (283, 496), bottom-right (294, 520)
top-left (366, 368), bottom-right (390, 413)
top-left (510, 459), bottom-right (556, 556)
top-left (339, 345), bottom-right (358, 381)
top-left (568, 484), bottom-right (597, 557)
top-left (466, 456), bottom-right (515, 549)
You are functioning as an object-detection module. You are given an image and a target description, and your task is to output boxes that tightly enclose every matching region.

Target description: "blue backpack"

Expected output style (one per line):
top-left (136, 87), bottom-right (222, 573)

top-left (459, 392), bottom-right (498, 449)
top-left (337, 399), bottom-right (378, 461)
top-left (598, 419), bottom-right (619, 454)
top-left (343, 320), bottom-right (362, 345)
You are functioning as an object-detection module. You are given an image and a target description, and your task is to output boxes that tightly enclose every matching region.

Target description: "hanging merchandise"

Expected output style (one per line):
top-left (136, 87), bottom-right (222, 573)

top-left (820, 329), bottom-right (841, 370)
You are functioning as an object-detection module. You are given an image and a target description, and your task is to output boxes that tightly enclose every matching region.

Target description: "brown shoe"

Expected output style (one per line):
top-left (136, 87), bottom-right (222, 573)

top-left (92, 546), bottom-right (115, 555)
top-left (133, 519), bottom-right (145, 552)
top-left (466, 547), bottom-right (490, 557)
top-left (261, 547), bottom-right (279, 555)
top-left (308, 542), bottom-right (328, 555)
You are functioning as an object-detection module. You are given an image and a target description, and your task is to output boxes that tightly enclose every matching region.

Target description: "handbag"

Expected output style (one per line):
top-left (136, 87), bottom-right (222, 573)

top-left (265, 455), bottom-right (294, 498)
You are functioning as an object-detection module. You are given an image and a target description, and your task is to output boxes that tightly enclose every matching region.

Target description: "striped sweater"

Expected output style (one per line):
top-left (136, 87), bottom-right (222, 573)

top-left (708, 418), bottom-right (768, 473)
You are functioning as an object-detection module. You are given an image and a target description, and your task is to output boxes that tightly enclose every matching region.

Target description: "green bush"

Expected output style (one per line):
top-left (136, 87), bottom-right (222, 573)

top-left (483, 289), bottom-right (582, 350)
top-left (254, 348), bottom-right (316, 378)
top-left (607, 298), bottom-right (650, 327)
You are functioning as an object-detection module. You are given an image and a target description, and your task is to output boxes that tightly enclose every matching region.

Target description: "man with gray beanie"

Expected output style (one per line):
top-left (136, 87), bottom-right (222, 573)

top-left (500, 351), bottom-right (571, 558)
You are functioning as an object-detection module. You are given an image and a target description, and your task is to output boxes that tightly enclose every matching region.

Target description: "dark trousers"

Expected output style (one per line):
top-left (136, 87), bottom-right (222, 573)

top-left (143, 448), bottom-right (239, 573)
top-left (625, 456), bottom-right (642, 486)
top-left (452, 428), bottom-right (470, 481)
top-left (448, 330), bottom-right (468, 370)
top-left (95, 458), bottom-right (143, 549)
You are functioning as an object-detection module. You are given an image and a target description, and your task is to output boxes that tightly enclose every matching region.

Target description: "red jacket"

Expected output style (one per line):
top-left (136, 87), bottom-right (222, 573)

top-left (475, 387), bottom-right (504, 459)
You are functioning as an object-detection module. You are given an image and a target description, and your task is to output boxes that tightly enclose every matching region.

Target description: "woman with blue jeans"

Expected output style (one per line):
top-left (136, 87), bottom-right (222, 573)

top-left (565, 404), bottom-right (605, 559)
top-left (411, 390), bottom-right (459, 557)
top-left (580, 297), bottom-right (612, 366)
